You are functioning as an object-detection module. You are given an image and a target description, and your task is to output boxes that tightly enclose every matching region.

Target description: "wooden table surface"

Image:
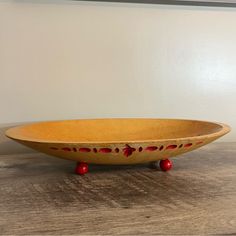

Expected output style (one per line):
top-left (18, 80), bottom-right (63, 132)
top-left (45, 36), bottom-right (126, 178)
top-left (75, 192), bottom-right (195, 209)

top-left (0, 142), bottom-right (236, 235)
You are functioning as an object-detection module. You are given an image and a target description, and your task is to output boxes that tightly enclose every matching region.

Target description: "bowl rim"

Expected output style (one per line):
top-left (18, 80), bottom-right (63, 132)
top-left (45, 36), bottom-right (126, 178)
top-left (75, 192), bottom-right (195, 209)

top-left (5, 118), bottom-right (231, 145)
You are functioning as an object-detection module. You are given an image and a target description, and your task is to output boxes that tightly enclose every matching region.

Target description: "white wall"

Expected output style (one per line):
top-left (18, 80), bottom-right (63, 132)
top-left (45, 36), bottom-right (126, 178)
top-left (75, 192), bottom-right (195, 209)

top-left (0, 0), bottom-right (235, 152)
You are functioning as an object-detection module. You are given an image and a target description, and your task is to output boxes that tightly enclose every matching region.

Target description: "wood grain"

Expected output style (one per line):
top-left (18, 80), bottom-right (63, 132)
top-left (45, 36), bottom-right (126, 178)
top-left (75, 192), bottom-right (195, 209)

top-left (0, 142), bottom-right (236, 235)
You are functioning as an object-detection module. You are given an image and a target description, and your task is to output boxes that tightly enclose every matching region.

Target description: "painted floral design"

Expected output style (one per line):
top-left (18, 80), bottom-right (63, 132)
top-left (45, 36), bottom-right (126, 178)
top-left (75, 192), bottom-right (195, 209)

top-left (123, 144), bottom-right (136, 157)
top-left (50, 141), bottom-right (202, 157)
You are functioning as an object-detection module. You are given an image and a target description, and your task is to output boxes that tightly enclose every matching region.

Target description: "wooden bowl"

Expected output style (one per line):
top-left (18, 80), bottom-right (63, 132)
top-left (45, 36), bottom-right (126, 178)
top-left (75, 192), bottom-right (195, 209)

top-left (5, 119), bottom-right (230, 165)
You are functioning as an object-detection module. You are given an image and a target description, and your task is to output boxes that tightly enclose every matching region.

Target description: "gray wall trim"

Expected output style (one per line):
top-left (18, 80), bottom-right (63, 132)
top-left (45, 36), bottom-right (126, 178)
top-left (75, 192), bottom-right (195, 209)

top-left (76, 0), bottom-right (236, 7)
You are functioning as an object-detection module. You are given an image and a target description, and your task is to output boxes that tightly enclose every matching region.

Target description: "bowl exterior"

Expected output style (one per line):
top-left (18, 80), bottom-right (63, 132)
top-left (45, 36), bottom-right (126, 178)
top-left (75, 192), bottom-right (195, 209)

top-left (13, 133), bottom-right (226, 165)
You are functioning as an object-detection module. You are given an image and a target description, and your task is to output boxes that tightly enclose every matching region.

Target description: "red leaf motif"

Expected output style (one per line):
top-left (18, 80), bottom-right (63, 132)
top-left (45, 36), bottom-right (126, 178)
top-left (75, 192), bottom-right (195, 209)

top-left (99, 148), bottom-right (112, 153)
top-left (145, 146), bottom-right (158, 151)
top-left (123, 144), bottom-right (136, 157)
top-left (79, 148), bottom-right (91, 152)
top-left (184, 143), bottom-right (192, 148)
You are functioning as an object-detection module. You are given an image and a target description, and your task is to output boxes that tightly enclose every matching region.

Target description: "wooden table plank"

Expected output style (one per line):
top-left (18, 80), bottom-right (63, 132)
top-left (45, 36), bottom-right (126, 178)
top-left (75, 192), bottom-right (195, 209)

top-left (0, 142), bottom-right (236, 235)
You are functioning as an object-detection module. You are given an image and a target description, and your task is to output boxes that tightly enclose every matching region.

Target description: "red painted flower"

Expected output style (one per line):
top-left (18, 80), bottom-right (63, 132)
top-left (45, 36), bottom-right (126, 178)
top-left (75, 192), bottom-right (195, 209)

top-left (123, 144), bottom-right (136, 157)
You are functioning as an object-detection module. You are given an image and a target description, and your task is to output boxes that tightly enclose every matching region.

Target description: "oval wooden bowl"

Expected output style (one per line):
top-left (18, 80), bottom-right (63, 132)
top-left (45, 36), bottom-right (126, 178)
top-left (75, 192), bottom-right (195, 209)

top-left (5, 119), bottom-right (230, 165)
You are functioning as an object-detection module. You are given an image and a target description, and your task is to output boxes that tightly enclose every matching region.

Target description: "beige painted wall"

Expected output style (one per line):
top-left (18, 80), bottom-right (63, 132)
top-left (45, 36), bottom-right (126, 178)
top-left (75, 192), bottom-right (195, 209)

top-left (0, 1), bottom-right (235, 153)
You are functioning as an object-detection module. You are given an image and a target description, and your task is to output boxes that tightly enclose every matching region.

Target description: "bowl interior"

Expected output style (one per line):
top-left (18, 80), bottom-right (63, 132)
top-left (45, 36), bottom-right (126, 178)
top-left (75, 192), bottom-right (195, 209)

top-left (6, 119), bottom-right (225, 143)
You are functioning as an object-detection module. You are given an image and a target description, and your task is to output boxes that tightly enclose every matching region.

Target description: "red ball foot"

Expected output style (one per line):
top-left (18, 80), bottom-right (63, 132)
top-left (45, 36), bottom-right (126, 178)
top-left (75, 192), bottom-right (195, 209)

top-left (159, 159), bottom-right (172, 171)
top-left (75, 162), bottom-right (88, 175)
